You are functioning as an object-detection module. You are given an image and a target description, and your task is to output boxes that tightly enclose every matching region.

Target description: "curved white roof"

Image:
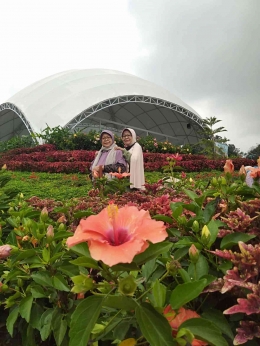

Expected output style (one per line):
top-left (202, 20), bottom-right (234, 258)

top-left (0, 69), bottom-right (203, 144)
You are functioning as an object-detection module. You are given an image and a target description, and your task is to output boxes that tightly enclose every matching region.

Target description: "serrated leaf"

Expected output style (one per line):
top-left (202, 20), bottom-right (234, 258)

top-left (31, 271), bottom-right (53, 287)
top-left (52, 274), bottom-right (70, 291)
top-left (69, 243), bottom-right (91, 257)
top-left (135, 303), bottom-right (176, 346)
top-left (69, 256), bottom-right (100, 269)
top-left (69, 296), bottom-right (103, 346)
top-left (19, 295), bottom-right (33, 323)
top-left (170, 279), bottom-right (207, 309)
top-left (52, 309), bottom-right (67, 346)
top-left (6, 306), bottom-right (19, 337)
top-left (30, 303), bottom-right (44, 330)
top-left (40, 309), bottom-right (54, 341)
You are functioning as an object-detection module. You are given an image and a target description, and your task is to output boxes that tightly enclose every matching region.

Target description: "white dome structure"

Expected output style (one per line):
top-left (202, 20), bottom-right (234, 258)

top-left (0, 69), bottom-right (204, 144)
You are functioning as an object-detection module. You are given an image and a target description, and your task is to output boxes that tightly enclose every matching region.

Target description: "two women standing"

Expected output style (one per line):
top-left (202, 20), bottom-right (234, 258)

top-left (90, 128), bottom-right (145, 190)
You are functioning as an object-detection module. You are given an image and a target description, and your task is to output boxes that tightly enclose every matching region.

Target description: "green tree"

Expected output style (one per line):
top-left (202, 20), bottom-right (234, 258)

top-left (246, 143), bottom-right (260, 160)
top-left (199, 117), bottom-right (229, 159)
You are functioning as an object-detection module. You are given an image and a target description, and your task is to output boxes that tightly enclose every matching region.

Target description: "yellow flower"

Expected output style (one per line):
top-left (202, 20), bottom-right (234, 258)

top-left (202, 225), bottom-right (210, 238)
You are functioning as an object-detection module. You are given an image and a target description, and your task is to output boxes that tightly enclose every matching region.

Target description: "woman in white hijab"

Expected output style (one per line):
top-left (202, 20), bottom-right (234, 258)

top-left (116, 128), bottom-right (145, 190)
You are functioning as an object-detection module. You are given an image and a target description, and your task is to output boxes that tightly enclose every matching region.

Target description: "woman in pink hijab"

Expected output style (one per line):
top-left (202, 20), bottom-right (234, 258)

top-left (116, 128), bottom-right (145, 190)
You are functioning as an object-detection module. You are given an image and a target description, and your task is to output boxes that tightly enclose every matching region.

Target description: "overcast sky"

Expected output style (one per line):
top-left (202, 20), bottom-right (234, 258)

top-left (1, 0), bottom-right (259, 153)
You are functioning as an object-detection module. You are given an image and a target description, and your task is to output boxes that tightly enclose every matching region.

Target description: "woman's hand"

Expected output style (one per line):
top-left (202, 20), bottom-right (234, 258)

top-left (114, 146), bottom-right (124, 151)
top-left (92, 170), bottom-right (99, 178)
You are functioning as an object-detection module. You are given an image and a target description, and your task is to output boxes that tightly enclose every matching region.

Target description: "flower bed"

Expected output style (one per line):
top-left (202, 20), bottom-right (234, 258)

top-left (1, 156), bottom-right (260, 345)
top-left (0, 145), bottom-right (256, 173)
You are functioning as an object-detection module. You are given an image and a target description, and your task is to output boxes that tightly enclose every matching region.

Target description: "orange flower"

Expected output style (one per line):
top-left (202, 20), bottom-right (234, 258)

top-left (250, 167), bottom-right (260, 179)
top-left (223, 160), bottom-right (234, 174)
top-left (238, 165), bottom-right (246, 177)
top-left (66, 204), bottom-right (167, 267)
top-left (163, 306), bottom-right (207, 346)
top-left (110, 172), bottom-right (130, 179)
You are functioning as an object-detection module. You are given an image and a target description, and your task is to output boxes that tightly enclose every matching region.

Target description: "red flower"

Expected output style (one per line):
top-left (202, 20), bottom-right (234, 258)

top-left (67, 204), bottom-right (167, 267)
top-left (171, 153), bottom-right (183, 161)
top-left (163, 306), bottom-right (207, 345)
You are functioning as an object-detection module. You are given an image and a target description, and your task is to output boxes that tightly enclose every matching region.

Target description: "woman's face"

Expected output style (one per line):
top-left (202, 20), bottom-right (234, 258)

top-left (122, 130), bottom-right (132, 146)
top-left (101, 133), bottom-right (113, 148)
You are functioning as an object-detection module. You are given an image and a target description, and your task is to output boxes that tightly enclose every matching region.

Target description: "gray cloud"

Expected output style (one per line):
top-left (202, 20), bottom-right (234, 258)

top-left (128, 0), bottom-right (260, 152)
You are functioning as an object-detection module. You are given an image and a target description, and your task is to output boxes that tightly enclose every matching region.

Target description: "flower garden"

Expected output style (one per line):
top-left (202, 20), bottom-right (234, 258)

top-left (0, 135), bottom-right (260, 346)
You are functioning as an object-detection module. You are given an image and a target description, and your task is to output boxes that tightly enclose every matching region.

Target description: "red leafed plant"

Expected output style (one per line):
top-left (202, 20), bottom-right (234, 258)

top-left (211, 242), bottom-right (260, 345)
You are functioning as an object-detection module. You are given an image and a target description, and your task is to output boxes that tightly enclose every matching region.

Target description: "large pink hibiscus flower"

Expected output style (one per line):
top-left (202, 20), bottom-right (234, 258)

top-left (66, 204), bottom-right (168, 267)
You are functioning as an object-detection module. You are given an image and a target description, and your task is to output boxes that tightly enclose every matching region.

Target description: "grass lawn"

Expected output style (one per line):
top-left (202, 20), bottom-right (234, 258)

top-left (3, 170), bottom-right (224, 200)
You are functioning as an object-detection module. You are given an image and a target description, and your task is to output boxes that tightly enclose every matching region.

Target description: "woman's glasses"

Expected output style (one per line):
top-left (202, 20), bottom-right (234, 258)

top-left (102, 136), bottom-right (112, 141)
top-left (122, 135), bottom-right (132, 138)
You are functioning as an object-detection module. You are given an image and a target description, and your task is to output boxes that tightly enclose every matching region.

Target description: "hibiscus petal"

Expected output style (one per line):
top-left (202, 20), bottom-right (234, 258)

top-left (79, 209), bottom-right (112, 237)
top-left (139, 217), bottom-right (168, 243)
top-left (88, 238), bottom-right (146, 266)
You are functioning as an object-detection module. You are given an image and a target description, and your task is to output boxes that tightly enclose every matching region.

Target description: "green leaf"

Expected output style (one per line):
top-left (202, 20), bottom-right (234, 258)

top-left (183, 189), bottom-right (199, 201)
top-left (152, 214), bottom-right (173, 224)
top-left (111, 262), bottom-right (139, 271)
top-left (53, 231), bottom-right (72, 240)
top-left (134, 242), bottom-right (172, 265)
top-left (69, 296), bottom-right (103, 346)
top-left (42, 247), bottom-right (50, 263)
top-left (173, 247), bottom-right (189, 260)
top-left (31, 271), bottom-right (53, 287)
top-left (52, 309), bottom-right (67, 346)
top-left (180, 318), bottom-right (228, 346)
top-left (203, 198), bottom-right (219, 223)
top-left (6, 306), bottom-right (19, 337)
top-left (52, 274), bottom-right (70, 291)
top-left (142, 258), bottom-right (156, 281)
top-left (30, 303), bottom-right (44, 330)
top-left (40, 309), bottom-right (54, 341)
top-left (31, 285), bottom-right (49, 298)
top-left (19, 295), bottom-right (33, 323)
top-left (57, 263), bottom-right (79, 277)
top-left (103, 296), bottom-right (137, 310)
top-left (194, 194), bottom-right (206, 208)
top-left (151, 280), bottom-right (166, 307)
top-left (170, 204), bottom-right (183, 220)
top-left (207, 219), bottom-right (221, 246)
top-left (69, 256), bottom-right (100, 269)
top-left (170, 279), bottom-right (207, 309)
top-left (73, 210), bottom-right (95, 219)
top-left (113, 321), bottom-right (130, 341)
top-left (220, 233), bottom-right (256, 249)
top-left (188, 254), bottom-right (209, 279)
top-left (202, 309), bottom-right (234, 340)
top-left (69, 243), bottom-right (91, 257)
top-left (178, 268), bottom-right (191, 283)
top-left (135, 303), bottom-right (176, 346)
top-left (11, 249), bottom-right (37, 264)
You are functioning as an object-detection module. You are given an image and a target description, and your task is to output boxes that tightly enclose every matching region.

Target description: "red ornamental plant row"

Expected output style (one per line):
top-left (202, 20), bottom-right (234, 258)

top-left (0, 144), bottom-right (256, 173)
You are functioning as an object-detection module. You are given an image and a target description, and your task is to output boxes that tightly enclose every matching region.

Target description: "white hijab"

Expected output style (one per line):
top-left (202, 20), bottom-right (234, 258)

top-left (122, 128), bottom-right (145, 190)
